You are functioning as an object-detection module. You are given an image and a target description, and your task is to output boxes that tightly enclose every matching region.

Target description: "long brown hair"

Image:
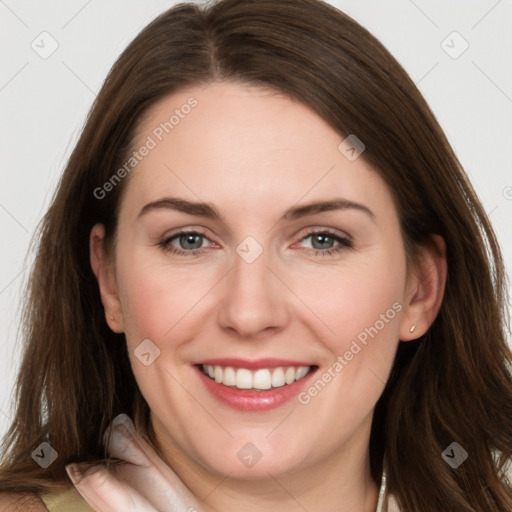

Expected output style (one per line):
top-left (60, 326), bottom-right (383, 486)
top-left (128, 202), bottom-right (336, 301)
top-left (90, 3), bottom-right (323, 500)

top-left (1, 0), bottom-right (511, 509)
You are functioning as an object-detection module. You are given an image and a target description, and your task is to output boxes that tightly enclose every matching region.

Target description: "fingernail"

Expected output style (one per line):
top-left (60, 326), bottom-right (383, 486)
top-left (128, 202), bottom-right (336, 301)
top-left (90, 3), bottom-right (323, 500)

top-left (103, 414), bottom-right (135, 447)
top-left (113, 422), bottom-right (131, 442)
top-left (112, 413), bottom-right (136, 434)
top-left (103, 421), bottom-right (131, 444)
top-left (66, 463), bottom-right (82, 485)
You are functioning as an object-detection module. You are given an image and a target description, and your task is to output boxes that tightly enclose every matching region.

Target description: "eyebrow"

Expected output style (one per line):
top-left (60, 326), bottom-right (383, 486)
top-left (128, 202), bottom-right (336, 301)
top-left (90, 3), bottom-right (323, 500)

top-left (138, 197), bottom-right (375, 222)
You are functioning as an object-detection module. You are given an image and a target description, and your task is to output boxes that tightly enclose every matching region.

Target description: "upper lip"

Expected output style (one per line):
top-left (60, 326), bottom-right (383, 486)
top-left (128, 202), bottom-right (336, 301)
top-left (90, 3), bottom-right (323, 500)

top-left (195, 358), bottom-right (316, 370)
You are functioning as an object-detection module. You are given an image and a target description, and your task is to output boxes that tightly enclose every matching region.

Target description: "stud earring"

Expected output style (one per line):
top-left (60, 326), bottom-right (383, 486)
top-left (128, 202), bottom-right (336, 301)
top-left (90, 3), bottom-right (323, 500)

top-left (409, 324), bottom-right (416, 333)
top-left (110, 315), bottom-right (114, 320)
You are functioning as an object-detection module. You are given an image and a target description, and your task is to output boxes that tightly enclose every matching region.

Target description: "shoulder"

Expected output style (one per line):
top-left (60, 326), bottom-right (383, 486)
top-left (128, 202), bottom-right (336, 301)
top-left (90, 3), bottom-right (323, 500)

top-left (0, 493), bottom-right (48, 512)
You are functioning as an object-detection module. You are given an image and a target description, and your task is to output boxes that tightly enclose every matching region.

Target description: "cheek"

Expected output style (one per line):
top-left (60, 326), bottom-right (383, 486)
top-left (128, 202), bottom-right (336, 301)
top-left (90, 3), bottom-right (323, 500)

top-left (292, 248), bottom-right (405, 354)
top-left (289, 253), bottom-right (405, 434)
top-left (115, 249), bottom-right (216, 352)
top-left (117, 236), bottom-right (405, 353)
top-left (119, 272), bottom-right (169, 344)
top-left (290, 249), bottom-right (405, 427)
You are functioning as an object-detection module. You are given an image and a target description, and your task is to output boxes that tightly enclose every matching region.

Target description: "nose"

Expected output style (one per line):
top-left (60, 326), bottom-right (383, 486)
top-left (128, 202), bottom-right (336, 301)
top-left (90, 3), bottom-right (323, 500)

top-left (217, 244), bottom-right (291, 339)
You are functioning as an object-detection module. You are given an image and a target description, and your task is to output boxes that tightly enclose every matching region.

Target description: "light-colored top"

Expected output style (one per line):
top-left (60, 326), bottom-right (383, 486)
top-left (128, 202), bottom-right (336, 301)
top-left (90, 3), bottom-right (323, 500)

top-left (40, 472), bottom-right (400, 511)
top-left (40, 486), bottom-right (94, 512)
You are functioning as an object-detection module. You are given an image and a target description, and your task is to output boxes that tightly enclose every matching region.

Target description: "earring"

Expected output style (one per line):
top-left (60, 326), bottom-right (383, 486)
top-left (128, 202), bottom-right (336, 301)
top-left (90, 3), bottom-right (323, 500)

top-left (110, 315), bottom-right (114, 321)
top-left (409, 324), bottom-right (416, 333)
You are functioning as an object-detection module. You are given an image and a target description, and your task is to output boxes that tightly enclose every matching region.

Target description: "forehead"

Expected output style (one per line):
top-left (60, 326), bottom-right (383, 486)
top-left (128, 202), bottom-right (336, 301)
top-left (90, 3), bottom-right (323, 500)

top-left (120, 81), bottom-right (393, 222)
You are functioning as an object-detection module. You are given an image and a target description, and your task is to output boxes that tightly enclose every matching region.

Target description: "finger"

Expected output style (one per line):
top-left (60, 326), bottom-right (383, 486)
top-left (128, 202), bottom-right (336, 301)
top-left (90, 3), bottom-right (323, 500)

top-left (104, 415), bottom-right (206, 511)
top-left (66, 463), bottom-right (159, 512)
top-left (107, 433), bottom-right (205, 511)
top-left (105, 415), bottom-right (191, 488)
top-left (104, 415), bottom-right (166, 470)
top-left (105, 422), bottom-right (153, 468)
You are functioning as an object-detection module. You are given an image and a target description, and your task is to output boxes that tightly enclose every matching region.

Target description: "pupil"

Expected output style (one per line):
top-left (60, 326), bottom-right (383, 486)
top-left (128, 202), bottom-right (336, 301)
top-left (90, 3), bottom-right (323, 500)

top-left (313, 234), bottom-right (332, 250)
top-left (182, 234), bottom-right (202, 249)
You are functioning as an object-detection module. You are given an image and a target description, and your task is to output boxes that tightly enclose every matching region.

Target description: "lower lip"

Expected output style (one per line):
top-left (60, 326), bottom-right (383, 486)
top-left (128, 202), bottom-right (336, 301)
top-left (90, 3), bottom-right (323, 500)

top-left (195, 366), bottom-right (317, 412)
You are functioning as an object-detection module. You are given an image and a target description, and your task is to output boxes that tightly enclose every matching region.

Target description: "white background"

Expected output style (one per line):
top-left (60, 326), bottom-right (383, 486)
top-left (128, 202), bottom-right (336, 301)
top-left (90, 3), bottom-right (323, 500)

top-left (1, 0), bottom-right (511, 441)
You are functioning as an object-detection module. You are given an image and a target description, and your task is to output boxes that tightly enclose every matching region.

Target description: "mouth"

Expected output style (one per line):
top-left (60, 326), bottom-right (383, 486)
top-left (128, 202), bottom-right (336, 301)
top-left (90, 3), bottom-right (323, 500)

top-left (193, 359), bottom-right (319, 411)
top-left (199, 364), bottom-right (314, 391)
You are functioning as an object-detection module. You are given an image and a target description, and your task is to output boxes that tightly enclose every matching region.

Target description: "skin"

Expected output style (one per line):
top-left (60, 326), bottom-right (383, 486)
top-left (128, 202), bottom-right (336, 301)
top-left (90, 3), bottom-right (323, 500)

top-left (90, 80), bottom-right (447, 512)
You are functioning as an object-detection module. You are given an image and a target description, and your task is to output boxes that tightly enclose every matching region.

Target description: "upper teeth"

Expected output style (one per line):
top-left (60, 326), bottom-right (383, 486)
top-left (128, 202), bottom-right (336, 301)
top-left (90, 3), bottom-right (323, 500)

top-left (201, 365), bottom-right (311, 390)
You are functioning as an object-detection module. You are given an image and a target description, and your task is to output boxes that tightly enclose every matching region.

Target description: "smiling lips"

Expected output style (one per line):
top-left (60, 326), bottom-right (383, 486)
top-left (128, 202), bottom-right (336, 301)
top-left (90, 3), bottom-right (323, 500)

top-left (195, 358), bottom-right (317, 411)
top-left (201, 364), bottom-right (311, 390)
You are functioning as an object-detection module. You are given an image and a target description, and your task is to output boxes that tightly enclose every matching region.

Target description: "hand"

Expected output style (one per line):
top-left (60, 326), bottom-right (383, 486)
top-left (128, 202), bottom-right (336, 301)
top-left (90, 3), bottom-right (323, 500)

top-left (65, 414), bottom-right (205, 512)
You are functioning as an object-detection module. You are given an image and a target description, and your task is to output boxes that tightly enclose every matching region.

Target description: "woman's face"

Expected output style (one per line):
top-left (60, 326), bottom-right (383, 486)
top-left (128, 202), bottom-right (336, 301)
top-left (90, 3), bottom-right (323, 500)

top-left (93, 80), bottom-right (428, 481)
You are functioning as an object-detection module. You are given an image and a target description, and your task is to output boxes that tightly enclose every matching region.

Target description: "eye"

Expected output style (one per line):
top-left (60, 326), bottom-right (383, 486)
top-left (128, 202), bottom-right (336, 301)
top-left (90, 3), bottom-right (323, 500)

top-left (157, 228), bottom-right (353, 258)
top-left (158, 230), bottom-right (211, 256)
top-left (297, 230), bottom-right (353, 257)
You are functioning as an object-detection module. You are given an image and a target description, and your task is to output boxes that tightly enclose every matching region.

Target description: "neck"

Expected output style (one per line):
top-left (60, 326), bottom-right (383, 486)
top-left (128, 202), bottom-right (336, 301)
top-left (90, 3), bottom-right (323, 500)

top-left (150, 416), bottom-right (380, 512)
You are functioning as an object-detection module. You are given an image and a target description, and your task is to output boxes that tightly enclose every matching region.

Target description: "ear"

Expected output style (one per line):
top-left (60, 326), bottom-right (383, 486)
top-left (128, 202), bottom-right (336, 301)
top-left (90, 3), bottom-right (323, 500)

top-left (90, 223), bottom-right (124, 333)
top-left (399, 234), bottom-right (447, 341)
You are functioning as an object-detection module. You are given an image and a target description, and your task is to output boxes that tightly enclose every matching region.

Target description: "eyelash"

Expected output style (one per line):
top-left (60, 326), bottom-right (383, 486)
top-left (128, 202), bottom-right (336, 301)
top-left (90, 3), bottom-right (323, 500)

top-left (157, 229), bottom-right (353, 258)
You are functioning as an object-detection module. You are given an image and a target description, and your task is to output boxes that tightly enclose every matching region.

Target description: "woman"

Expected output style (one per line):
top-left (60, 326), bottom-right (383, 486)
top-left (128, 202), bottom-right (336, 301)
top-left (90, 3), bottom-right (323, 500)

top-left (1, 0), bottom-right (511, 510)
